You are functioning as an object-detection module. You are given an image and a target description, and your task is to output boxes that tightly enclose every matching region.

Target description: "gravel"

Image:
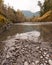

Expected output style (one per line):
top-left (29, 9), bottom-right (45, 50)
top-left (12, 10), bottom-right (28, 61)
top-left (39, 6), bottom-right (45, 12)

top-left (0, 39), bottom-right (52, 65)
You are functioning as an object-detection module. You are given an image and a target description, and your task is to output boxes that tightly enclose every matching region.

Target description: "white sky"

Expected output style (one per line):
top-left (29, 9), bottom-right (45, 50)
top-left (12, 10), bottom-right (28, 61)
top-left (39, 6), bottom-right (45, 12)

top-left (4, 0), bottom-right (44, 12)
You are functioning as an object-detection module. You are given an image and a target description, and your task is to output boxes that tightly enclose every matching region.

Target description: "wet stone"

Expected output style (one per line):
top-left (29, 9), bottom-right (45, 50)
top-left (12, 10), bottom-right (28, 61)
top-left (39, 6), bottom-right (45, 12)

top-left (48, 59), bottom-right (52, 65)
top-left (0, 39), bottom-right (52, 65)
top-left (35, 60), bottom-right (39, 64)
top-left (40, 56), bottom-right (43, 59)
top-left (13, 63), bottom-right (17, 65)
top-left (24, 61), bottom-right (29, 65)
top-left (44, 63), bottom-right (46, 65)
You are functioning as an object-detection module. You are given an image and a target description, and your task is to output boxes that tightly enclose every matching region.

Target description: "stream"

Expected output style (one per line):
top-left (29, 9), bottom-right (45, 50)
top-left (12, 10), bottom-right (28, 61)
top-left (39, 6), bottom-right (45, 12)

top-left (0, 22), bottom-right (52, 65)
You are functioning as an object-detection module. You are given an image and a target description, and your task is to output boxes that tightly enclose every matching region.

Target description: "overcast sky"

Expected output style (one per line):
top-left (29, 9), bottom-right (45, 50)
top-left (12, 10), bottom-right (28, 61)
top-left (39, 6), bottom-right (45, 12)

top-left (4, 0), bottom-right (44, 12)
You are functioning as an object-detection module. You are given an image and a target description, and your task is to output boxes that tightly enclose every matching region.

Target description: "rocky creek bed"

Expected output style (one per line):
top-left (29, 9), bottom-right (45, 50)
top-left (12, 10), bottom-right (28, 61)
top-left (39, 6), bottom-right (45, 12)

top-left (0, 31), bottom-right (52, 65)
top-left (0, 39), bottom-right (52, 65)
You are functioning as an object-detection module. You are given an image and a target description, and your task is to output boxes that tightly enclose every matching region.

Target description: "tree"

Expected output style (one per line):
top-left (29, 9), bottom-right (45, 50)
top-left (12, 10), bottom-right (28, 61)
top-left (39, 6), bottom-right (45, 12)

top-left (38, 1), bottom-right (43, 16)
top-left (0, 0), bottom-right (3, 4)
top-left (38, 0), bottom-right (52, 16)
top-left (16, 10), bottom-right (25, 22)
top-left (0, 0), bottom-right (25, 23)
top-left (43, 0), bottom-right (52, 13)
top-left (0, 0), bottom-right (3, 8)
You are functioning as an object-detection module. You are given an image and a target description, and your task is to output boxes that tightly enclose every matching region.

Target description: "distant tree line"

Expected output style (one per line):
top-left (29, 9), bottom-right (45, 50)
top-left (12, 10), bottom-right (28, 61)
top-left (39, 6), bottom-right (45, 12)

top-left (0, 0), bottom-right (52, 24)
top-left (0, 0), bottom-right (30, 23)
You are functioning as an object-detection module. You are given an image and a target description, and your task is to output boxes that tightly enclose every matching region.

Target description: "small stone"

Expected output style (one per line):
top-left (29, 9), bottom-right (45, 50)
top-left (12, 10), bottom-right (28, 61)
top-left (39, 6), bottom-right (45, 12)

top-left (40, 56), bottom-right (43, 59)
top-left (45, 60), bottom-right (48, 63)
top-left (35, 60), bottom-right (39, 64)
top-left (43, 54), bottom-right (46, 57)
top-left (10, 47), bottom-right (15, 51)
top-left (6, 55), bottom-right (10, 58)
top-left (43, 48), bottom-right (48, 51)
top-left (45, 56), bottom-right (48, 60)
top-left (40, 48), bottom-right (42, 51)
top-left (13, 63), bottom-right (17, 65)
top-left (46, 54), bottom-right (49, 58)
top-left (39, 51), bottom-right (41, 53)
top-left (44, 63), bottom-right (46, 65)
top-left (44, 52), bottom-right (47, 55)
top-left (24, 61), bottom-right (29, 65)
top-left (16, 46), bottom-right (21, 49)
top-left (40, 63), bottom-right (43, 65)
top-left (49, 59), bottom-right (52, 65)
top-left (36, 46), bottom-right (40, 49)
top-left (43, 58), bottom-right (45, 61)
top-left (25, 45), bottom-right (28, 47)
top-left (31, 62), bottom-right (35, 65)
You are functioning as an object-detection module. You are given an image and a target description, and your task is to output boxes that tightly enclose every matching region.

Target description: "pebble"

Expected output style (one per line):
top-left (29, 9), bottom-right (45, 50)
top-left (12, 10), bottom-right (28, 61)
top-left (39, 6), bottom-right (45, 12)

top-left (44, 52), bottom-right (47, 55)
top-left (44, 63), bottom-right (46, 65)
top-left (39, 51), bottom-right (42, 53)
top-left (46, 54), bottom-right (49, 58)
top-left (0, 39), bottom-right (52, 65)
top-left (31, 62), bottom-right (35, 65)
top-left (40, 56), bottom-right (43, 59)
top-left (45, 60), bottom-right (48, 63)
top-left (6, 55), bottom-right (10, 58)
top-left (36, 46), bottom-right (40, 49)
top-left (40, 48), bottom-right (43, 51)
top-left (35, 60), bottom-right (39, 64)
top-left (9, 47), bottom-right (15, 51)
top-left (13, 63), bottom-right (17, 65)
top-left (40, 63), bottom-right (44, 65)
top-left (43, 54), bottom-right (46, 57)
top-left (49, 59), bottom-right (52, 65)
top-left (45, 56), bottom-right (48, 60)
top-left (24, 61), bottom-right (29, 65)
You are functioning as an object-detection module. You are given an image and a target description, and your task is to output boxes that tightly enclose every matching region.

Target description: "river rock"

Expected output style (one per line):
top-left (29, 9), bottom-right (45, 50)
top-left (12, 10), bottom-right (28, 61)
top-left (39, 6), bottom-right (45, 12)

top-left (30, 62), bottom-right (35, 65)
top-left (49, 59), bottom-right (52, 65)
top-left (35, 60), bottom-right (39, 64)
top-left (24, 61), bottom-right (29, 65)
top-left (0, 33), bottom-right (52, 65)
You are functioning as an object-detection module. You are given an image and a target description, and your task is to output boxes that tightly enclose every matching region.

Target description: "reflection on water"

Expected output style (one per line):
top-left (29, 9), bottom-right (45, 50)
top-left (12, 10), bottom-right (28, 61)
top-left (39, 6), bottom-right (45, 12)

top-left (41, 24), bottom-right (52, 41)
top-left (0, 23), bottom-right (52, 42)
top-left (0, 22), bottom-right (52, 65)
top-left (0, 25), bottom-right (40, 41)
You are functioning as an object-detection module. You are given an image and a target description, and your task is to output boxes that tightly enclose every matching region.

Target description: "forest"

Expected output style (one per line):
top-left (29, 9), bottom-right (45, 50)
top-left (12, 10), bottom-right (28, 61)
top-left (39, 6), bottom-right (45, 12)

top-left (0, 0), bottom-right (52, 29)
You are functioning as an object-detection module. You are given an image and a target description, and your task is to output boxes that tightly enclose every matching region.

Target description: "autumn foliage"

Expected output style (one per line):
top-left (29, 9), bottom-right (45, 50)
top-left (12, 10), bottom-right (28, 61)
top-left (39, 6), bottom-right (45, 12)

top-left (0, 0), bottom-right (52, 24)
top-left (31, 10), bottom-right (52, 22)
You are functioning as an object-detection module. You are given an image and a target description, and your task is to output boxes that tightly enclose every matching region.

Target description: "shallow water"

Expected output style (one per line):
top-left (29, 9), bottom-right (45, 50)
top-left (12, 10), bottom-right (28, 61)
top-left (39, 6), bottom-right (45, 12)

top-left (0, 22), bottom-right (52, 51)
top-left (0, 22), bottom-right (52, 65)
top-left (0, 22), bottom-right (52, 41)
